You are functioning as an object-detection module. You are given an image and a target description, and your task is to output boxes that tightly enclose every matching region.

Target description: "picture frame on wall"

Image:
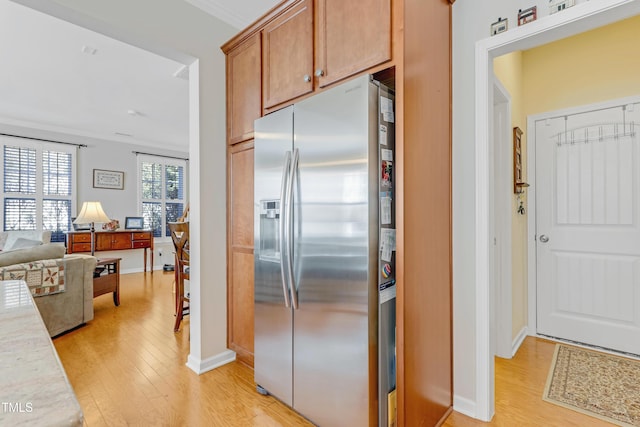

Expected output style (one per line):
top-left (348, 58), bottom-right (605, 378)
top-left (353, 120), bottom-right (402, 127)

top-left (125, 216), bottom-right (144, 230)
top-left (93, 169), bottom-right (124, 190)
top-left (518, 6), bottom-right (537, 26)
top-left (490, 17), bottom-right (508, 36)
top-left (71, 217), bottom-right (92, 231)
top-left (513, 127), bottom-right (530, 193)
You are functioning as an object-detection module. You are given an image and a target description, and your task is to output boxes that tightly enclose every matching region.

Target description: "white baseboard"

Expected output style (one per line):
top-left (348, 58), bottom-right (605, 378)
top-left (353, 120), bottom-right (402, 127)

top-left (453, 394), bottom-right (476, 419)
top-left (511, 326), bottom-right (528, 357)
top-left (186, 349), bottom-right (236, 375)
top-left (118, 266), bottom-right (166, 275)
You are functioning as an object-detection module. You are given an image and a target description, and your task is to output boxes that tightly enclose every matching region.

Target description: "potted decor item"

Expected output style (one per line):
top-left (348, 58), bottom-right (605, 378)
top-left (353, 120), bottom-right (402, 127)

top-left (102, 219), bottom-right (120, 231)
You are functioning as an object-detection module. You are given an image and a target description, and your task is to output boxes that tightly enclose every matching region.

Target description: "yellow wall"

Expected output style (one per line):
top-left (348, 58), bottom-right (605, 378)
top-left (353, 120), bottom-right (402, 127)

top-left (523, 15), bottom-right (640, 115)
top-left (493, 14), bottom-right (640, 344)
top-left (493, 52), bottom-right (528, 342)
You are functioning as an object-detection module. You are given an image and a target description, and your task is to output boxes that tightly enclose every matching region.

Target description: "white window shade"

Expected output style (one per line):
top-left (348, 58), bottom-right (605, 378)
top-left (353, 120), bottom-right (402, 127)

top-left (1, 137), bottom-right (76, 242)
top-left (138, 155), bottom-right (187, 238)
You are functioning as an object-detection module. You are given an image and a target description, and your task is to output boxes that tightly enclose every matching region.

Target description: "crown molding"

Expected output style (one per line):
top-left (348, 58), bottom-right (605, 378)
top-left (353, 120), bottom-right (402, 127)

top-left (183, 0), bottom-right (247, 29)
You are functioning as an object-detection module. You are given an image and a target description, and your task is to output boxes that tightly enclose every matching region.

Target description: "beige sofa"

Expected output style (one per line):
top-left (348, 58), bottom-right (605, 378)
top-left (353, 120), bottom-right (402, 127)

top-left (0, 243), bottom-right (96, 337)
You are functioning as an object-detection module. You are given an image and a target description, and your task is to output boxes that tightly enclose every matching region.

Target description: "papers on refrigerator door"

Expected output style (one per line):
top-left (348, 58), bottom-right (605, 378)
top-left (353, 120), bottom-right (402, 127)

top-left (380, 228), bottom-right (396, 262)
top-left (379, 124), bottom-right (388, 146)
top-left (380, 97), bottom-right (395, 123)
top-left (379, 281), bottom-right (396, 304)
top-left (380, 192), bottom-right (392, 225)
top-left (381, 149), bottom-right (393, 162)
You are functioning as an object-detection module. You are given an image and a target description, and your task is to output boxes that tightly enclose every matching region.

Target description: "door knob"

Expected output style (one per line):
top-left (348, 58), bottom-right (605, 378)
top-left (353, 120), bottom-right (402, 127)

top-left (539, 235), bottom-right (549, 243)
top-left (303, 74), bottom-right (311, 82)
top-left (315, 69), bottom-right (324, 77)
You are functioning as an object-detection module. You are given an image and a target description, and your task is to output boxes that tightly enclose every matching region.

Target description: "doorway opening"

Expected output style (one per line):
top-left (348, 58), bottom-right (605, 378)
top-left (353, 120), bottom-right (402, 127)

top-left (476, 0), bottom-right (640, 421)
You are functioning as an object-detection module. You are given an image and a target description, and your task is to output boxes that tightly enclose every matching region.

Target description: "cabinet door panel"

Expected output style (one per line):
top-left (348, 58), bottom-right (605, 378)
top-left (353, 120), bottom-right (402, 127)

top-left (229, 250), bottom-right (255, 364)
top-left (112, 234), bottom-right (133, 250)
top-left (95, 233), bottom-right (112, 251)
top-left (228, 34), bottom-right (262, 145)
top-left (227, 140), bottom-right (255, 366)
top-left (230, 143), bottom-right (255, 248)
top-left (262, 0), bottom-right (313, 109)
top-left (316, 0), bottom-right (391, 87)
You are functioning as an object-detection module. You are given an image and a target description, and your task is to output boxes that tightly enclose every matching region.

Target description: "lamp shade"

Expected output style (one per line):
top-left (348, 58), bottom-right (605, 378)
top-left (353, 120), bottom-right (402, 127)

top-left (74, 201), bottom-right (110, 224)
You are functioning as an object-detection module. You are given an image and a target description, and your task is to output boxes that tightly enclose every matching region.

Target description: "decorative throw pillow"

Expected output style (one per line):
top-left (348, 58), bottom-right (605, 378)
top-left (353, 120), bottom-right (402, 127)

top-left (0, 244), bottom-right (66, 267)
top-left (4, 238), bottom-right (43, 251)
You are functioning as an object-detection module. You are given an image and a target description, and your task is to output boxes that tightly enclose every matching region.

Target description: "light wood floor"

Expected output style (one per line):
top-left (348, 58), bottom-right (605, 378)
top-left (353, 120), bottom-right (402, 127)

top-left (53, 271), bottom-right (615, 426)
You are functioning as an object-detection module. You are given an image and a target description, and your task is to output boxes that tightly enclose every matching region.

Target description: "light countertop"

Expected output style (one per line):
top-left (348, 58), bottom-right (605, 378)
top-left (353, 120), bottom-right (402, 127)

top-left (0, 280), bottom-right (82, 426)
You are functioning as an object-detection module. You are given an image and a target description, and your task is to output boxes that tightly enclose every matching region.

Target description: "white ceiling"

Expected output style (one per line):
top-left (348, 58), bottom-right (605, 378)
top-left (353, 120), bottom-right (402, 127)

top-left (185, 0), bottom-right (280, 29)
top-left (0, 0), bottom-right (278, 151)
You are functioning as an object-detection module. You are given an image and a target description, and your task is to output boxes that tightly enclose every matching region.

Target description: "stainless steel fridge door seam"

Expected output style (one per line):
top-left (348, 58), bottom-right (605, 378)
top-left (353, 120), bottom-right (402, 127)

top-left (288, 148), bottom-right (300, 310)
top-left (279, 151), bottom-right (292, 308)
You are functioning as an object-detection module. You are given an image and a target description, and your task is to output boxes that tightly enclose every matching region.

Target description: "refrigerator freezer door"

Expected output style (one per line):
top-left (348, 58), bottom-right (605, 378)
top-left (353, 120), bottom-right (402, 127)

top-left (292, 75), bottom-right (378, 426)
top-left (254, 106), bottom-right (294, 406)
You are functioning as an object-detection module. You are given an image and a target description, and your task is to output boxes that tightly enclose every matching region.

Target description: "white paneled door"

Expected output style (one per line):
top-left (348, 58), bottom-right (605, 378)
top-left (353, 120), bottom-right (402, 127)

top-left (536, 102), bottom-right (640, 355)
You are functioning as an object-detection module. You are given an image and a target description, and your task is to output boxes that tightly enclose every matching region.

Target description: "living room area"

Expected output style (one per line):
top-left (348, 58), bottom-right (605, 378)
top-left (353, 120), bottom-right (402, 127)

top-left (0, 1), bottom-right (207, 423)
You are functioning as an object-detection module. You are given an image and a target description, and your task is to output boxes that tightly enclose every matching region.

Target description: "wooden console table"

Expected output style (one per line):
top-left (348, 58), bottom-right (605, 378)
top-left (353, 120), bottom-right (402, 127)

top-left (94, 258), bottom-right (121, 306)
top-left (66, 230), bottom-right (154, 273)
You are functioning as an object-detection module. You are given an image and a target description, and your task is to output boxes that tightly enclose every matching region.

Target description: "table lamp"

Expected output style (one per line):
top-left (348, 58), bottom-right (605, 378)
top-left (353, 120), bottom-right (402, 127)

top-left (74, 201), bottom-right (110, 256)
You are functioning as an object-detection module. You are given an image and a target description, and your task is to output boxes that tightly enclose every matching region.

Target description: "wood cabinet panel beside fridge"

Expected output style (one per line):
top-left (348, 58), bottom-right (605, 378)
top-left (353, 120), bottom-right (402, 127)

top-left (223, 0), bottom-right (452, 424)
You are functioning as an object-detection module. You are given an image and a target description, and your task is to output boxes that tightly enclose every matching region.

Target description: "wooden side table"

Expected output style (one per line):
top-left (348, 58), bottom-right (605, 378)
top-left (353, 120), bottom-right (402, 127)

top-left (94, 258), bottom-right (121, 306)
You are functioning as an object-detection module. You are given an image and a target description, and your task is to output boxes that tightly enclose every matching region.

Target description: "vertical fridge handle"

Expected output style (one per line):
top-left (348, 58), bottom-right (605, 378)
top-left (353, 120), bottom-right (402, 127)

top-left (287, 148), bottom-right (300, 310)
top-left (279, 151), bottom-right (292, 308)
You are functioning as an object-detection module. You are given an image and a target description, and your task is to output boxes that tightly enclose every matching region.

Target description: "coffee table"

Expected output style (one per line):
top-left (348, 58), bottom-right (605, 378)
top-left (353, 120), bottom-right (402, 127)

top-left (94, 257), bottom-right (121, 306)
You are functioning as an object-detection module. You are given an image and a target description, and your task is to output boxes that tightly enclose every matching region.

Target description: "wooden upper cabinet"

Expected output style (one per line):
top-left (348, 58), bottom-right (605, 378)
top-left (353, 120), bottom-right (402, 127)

top-left (262, 0), bottom-right (313, 109)
top-left (315, 0), bottom-right (391, 88)
top-left (227, 33), bottom-right (262, 145)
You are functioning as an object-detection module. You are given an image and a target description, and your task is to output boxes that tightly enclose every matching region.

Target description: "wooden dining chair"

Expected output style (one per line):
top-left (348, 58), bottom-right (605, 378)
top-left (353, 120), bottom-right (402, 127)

top-left (168, 221), bottom-right (189, 332)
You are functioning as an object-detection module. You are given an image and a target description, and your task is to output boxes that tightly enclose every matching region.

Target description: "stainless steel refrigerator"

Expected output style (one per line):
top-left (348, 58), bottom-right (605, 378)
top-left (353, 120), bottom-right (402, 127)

top-left (254, 74), bottom-right (396, 427)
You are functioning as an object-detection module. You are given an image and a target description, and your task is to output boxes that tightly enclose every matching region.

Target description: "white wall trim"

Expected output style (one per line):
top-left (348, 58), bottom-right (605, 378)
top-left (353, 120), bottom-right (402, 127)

top-left (186, 59), bottom-right (203, 363)
top-left (453, 395), bottom-right (477, 419)
top-left (474, 0), bottom-right (640, 421)
top-left (527, 114), bottom-right (538, 334)
top-left (511, 327), bottom-right (528, 357)
top-left (474, 32), bottom-right (494, 423)
top-left (493, 78), bottom-right (514, 361)
top-left (186, 349), bottom-right (236, 375)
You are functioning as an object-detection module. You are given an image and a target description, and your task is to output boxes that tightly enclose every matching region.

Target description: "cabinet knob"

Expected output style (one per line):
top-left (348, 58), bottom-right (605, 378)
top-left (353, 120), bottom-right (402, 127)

top-left (303, 74), bottom-right (311, 83)
top-left (315, 69), bottom-right (324, 77)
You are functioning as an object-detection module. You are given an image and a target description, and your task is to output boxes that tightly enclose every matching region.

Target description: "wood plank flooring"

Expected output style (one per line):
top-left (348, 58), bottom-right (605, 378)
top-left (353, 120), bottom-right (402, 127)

top-left (53, 271), bottom-right (614, 426)
top-left (53, 271), bottom-right (311, 426)
top-left (443, 337), bottom-right (616, 427)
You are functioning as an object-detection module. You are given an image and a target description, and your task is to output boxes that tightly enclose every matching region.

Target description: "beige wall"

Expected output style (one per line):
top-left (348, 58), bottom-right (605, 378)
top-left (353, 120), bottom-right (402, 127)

top-left (493, 52), bottom-right (528, 341)
top-left (493, 13), bottom-right (640, 343)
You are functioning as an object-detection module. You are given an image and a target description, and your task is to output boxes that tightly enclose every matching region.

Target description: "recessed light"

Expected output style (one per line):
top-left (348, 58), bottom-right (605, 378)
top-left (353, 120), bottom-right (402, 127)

top-left (115, 132), bottom-right (132, 137)
top-left (81, 45), bottom-right (97, 55)
top-left (127, 109), bottom-right (140, 116)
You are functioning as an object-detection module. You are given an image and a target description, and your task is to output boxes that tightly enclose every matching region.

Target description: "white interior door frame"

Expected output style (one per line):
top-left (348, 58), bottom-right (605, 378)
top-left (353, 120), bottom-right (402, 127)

top-left (492, 78), bottom-right (513, 360)
top-left (526, 93), bottom-right (640, 338)
top-left (474, 0), bottom-right (640, 421)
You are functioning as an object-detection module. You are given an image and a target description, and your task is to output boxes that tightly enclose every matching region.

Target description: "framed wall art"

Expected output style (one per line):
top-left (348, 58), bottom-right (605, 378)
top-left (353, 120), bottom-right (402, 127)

top-left (125, 216), bottom-right (144, 230)
top-left (490, 17), bottom-right (508, 36)
top-left (93, 169), bottom-right (124, 190)
top-left (71, 217), bottom-right (92, 231)
top-left (513, 127), bottom-right (530, 193)
top-left (518, 6), bottom-right (537, 26)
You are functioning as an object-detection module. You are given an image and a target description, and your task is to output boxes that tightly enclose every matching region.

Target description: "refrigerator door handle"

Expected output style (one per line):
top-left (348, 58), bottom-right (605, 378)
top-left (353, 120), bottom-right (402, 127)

top-left (279, 151), bottom-right (292, 308)
top-left (287, 148), bottom-right (300, 310)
